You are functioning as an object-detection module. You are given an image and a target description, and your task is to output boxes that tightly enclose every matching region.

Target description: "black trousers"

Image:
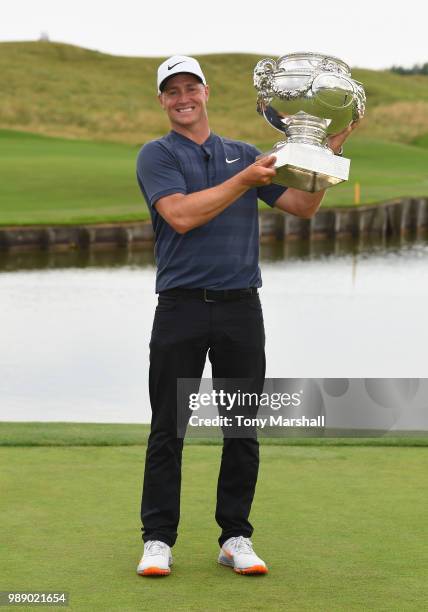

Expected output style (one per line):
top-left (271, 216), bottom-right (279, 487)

top-left (140, 291), bottom-right (265, 547)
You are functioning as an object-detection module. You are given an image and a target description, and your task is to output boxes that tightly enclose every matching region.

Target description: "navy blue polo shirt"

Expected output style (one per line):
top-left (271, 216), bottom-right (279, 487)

top-left (136, 130), bottom-right (286, 292)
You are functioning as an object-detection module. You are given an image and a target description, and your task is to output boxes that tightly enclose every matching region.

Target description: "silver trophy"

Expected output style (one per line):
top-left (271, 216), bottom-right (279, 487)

top-left (254, 52), bottom-right (366, 192)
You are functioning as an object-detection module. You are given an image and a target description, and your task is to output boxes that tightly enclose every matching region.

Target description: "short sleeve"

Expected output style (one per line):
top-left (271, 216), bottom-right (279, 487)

top-left (136, 141), bottom-right (187, 208)
top-left (249, 145), bottom-right (287, 208)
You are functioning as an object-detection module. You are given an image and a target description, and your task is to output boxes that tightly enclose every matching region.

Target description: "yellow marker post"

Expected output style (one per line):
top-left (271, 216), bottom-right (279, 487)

top-left (354, 182), bottom-right (361, 205)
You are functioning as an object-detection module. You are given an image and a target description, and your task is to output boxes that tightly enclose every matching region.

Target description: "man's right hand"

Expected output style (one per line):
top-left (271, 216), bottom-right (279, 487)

top-left (238, 155), bottom-right (277, 187)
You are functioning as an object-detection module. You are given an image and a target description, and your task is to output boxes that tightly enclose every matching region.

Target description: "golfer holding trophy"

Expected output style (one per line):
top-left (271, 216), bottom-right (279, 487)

top-left (136, 52), bottom-right (364, 578)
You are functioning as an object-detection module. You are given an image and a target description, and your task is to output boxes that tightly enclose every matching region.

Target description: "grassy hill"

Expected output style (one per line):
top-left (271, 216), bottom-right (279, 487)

top-left (2, 41), bottom-right (428, 146)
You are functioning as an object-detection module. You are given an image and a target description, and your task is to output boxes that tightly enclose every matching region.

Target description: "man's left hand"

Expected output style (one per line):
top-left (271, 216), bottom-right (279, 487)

top-left (327, 119), bottom-right (360, 155)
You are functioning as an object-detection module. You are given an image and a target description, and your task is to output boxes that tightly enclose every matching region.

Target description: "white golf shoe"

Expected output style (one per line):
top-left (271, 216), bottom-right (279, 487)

top-left (137, 540), bottom-right (172, 576)
top-left (218, 536), bottom-right (268, 575)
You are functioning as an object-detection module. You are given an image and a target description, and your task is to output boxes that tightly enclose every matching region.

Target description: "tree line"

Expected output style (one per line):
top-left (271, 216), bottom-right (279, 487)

top-left (391, 63), bottom-right (428, 75)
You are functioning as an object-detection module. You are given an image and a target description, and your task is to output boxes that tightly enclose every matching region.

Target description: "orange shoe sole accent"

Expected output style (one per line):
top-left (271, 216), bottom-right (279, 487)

top-left (138, 566), bottom-right (171, 577)
top-left (234, 565), bottom-right (268, 575)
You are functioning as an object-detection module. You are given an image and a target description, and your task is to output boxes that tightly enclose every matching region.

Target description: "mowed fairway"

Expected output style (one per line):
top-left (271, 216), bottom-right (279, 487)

top-left (1, 442), bottom-right (427, 611)
top-left (0, 130), bottom-right (144, 225)
top-left (2, 129), bottom-right (428, 226)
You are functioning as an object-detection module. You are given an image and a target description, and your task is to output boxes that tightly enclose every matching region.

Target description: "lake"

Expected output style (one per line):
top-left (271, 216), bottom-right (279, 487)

top-left (1, 235), bottom-right (427, 424)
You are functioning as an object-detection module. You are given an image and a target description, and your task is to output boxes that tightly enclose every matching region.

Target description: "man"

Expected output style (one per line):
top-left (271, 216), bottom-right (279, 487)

top-left (136, 55), bottom-right (356, 577)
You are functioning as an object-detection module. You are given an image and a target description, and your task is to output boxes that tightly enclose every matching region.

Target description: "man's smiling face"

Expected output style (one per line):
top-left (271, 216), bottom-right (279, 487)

top-left (159, 73), bottom-right (209, 130)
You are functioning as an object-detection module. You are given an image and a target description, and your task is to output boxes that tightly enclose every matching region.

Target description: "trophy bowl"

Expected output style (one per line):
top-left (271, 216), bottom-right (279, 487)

top-left (254, 52), bottom-right (366, 192)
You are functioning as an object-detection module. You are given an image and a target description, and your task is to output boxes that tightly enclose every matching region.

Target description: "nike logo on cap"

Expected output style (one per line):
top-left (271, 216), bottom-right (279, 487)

top-left (168, 61), bottom-right (185, 70)
top-left (226, 157), bottom-right (240, 164)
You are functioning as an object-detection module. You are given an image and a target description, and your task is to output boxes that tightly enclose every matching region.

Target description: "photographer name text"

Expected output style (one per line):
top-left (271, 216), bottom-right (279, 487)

top-left (189, 415), bottom-right (325, 428)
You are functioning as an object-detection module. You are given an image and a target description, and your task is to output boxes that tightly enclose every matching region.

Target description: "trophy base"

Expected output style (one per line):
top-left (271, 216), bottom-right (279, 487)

top-left (263, 143), bottom-right (350, 192)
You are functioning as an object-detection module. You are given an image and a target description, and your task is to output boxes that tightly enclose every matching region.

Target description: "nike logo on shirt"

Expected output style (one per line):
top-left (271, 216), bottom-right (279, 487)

top-left (168, 61), bottom-right (185, 70)
top-left (225, 157), bottom-right (240, 164)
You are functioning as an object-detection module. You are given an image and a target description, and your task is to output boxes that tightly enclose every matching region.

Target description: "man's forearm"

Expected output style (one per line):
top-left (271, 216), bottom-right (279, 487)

top-left (172, 174), bottom-right (249, 232)
top-left (156, 156), bottom-right (276, 234)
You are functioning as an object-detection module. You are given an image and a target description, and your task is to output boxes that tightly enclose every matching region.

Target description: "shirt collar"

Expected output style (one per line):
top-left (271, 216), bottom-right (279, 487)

top-left (170, 130), bottom-right (216, 148)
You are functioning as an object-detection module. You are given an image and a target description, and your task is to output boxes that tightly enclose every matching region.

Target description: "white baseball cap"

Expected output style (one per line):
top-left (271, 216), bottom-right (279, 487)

top-left (157, 55), bottom-right (206, 94)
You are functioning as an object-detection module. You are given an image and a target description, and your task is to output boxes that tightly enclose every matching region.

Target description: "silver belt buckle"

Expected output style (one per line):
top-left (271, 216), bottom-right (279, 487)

top-left (204, 288), bottom-right (215, 303)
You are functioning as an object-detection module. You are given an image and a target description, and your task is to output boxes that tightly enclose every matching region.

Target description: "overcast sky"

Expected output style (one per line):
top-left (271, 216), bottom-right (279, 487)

top-left (2, 0), bottom-right (428, 69)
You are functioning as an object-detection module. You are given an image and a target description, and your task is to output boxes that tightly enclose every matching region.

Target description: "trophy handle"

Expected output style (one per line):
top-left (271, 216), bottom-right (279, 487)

top-left (254, 58), bottom-right (276, 112)
top-left (353, 81), bottom-right (366, 120)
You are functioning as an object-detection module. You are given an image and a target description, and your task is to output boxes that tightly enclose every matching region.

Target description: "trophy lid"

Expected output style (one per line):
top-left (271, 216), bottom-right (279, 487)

top-left (276, 52), bottom-right (351, 76)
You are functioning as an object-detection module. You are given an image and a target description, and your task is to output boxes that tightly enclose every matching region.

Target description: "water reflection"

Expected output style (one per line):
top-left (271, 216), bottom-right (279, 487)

top-left (260, 232), bottom-right (426, 262)
top-left (0, 245), bottom-right (155, 273)
top-left (0, 233), bottom-right (424, 273)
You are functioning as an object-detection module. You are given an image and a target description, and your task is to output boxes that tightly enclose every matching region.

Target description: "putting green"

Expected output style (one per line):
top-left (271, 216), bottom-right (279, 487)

top-left (1, 443), bottom-right (427, 611)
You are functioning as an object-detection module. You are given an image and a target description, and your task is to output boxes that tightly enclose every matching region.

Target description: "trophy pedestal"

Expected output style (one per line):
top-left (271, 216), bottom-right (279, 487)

top-left (263, 142), bottom-right (350, 193)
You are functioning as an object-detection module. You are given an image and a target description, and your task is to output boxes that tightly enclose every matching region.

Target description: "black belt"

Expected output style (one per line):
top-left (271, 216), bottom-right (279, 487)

top-left (159, 287), bottom-right (258, 303)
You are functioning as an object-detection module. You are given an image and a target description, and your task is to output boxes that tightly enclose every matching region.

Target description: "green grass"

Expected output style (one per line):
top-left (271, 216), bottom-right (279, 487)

top-left (1, 443), bottom-right (427, 611)
top-left (2, 129), bottom-right (428, 225)
top-left (323, 136), bottom-right (428, 206)
top-left (0, 130), bottom-right (144, 225)
top-left (1, 422), bottom-right (427, 447)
